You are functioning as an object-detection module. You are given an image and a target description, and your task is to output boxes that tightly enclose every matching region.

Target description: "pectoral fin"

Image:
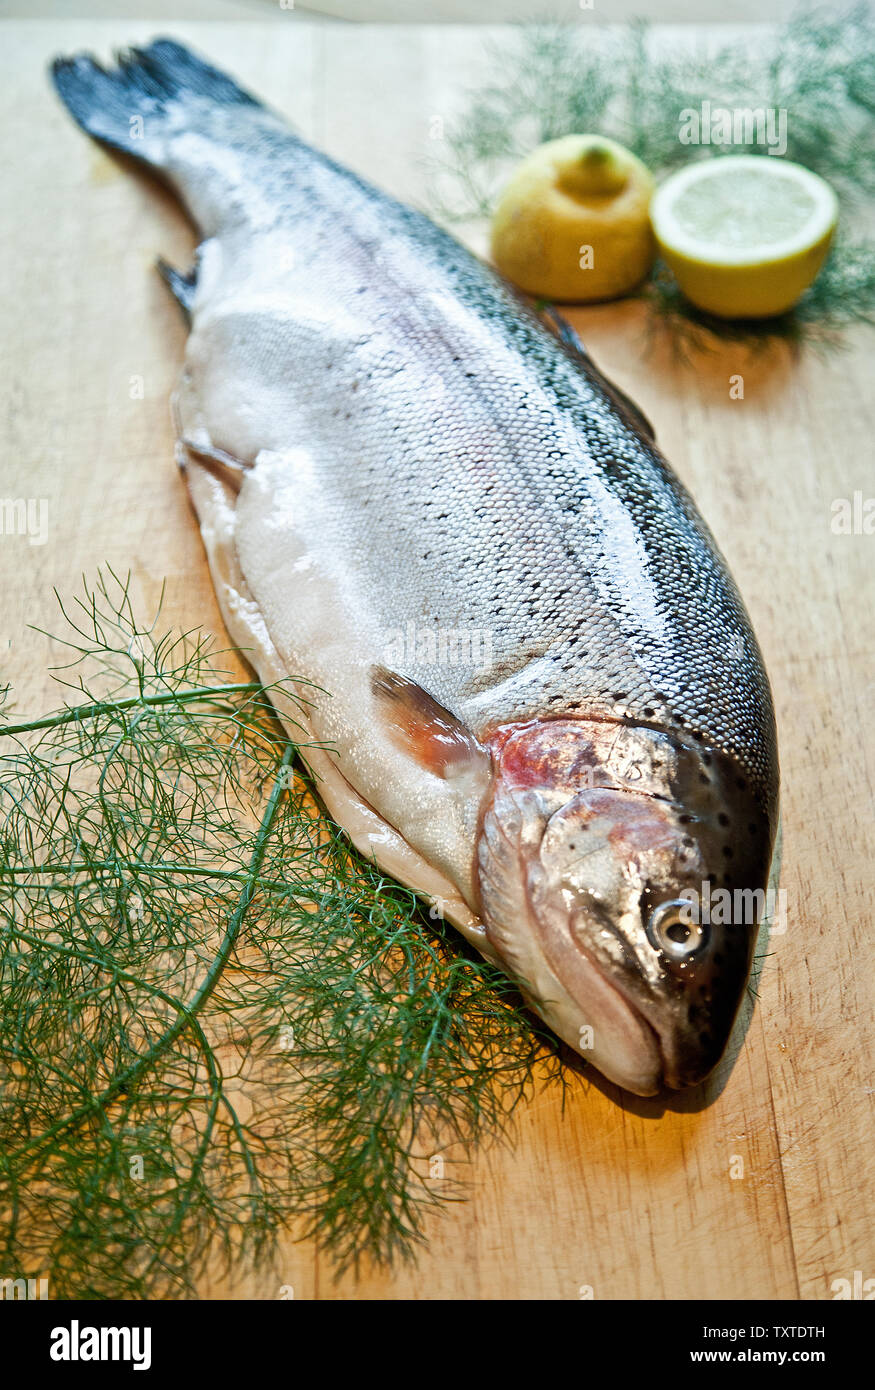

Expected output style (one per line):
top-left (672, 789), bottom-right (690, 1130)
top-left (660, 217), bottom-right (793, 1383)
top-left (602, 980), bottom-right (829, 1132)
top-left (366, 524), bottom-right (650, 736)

top-left (541, 304), bottom-right (656, 442)
top-left (371, 666), bottom-right (490, 782)
top-left (157, 257), bottom-right (198, 322)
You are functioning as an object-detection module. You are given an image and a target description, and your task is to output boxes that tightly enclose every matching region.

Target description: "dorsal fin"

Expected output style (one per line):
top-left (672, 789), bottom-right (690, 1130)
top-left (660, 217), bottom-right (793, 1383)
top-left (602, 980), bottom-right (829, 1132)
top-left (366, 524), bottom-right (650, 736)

top-left (540, 304), bottom-right (656, 443)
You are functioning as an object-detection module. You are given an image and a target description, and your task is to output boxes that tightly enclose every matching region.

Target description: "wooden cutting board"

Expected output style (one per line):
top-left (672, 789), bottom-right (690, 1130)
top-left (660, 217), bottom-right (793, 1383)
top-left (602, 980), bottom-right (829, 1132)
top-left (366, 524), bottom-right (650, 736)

top-left (1, 15), bottom-right (873, 1301)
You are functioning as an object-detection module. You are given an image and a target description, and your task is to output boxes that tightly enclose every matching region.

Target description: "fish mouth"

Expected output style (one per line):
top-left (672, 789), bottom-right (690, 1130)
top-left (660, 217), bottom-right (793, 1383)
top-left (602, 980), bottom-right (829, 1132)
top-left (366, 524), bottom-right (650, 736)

top-left (504, 859), bottom-right (668, 1095)
top-left (477, 779), bottom-right (667, 1096)
top-left (564, 937), bottom-right (666, 1096)
top-left (575, 937), bottom-right (733, 1094)
top-left (479, 861), bottom-right (666, 1095)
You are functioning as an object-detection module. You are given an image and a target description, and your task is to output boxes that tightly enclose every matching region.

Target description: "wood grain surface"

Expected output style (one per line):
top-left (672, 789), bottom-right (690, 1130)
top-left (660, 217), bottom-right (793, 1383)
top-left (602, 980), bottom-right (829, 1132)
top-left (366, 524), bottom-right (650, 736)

top-left (1, 15), bottom-right (873, 1301)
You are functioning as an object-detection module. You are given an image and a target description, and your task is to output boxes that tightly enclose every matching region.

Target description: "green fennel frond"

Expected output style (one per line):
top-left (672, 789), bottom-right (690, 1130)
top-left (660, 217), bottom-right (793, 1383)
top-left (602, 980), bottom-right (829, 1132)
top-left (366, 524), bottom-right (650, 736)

top-left (429, 4), bottom-right (875, 348)
top-left (0, 569), bottom-right (569, 1297)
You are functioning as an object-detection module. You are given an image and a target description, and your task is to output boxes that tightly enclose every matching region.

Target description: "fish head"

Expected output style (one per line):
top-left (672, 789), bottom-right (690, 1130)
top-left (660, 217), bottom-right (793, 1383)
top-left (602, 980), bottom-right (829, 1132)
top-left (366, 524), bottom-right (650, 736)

top-left (478, 719), bottom-right (775, 1095)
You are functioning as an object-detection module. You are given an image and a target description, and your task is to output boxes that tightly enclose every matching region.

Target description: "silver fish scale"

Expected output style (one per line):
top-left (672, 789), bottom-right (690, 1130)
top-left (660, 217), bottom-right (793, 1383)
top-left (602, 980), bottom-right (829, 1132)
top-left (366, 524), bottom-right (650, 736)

top-left (172, 110), bottom-right (776, 815)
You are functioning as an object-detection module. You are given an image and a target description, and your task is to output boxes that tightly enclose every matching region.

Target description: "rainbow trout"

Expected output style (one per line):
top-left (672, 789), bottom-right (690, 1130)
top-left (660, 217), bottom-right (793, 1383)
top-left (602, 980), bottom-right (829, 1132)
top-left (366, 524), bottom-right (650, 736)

top-left (52, 39), bottom-right (779, 1095)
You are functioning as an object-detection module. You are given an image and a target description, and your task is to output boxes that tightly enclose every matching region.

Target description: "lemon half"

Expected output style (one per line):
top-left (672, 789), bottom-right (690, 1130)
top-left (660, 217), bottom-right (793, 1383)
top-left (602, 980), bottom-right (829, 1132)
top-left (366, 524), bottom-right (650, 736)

top-left (650, 155), bottom-right (838, 318)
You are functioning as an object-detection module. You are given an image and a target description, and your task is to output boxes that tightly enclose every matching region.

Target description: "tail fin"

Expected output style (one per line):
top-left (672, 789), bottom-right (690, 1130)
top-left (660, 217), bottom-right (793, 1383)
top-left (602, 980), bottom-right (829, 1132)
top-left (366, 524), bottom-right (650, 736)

top-left (51, 38), bottom-right (260, 171)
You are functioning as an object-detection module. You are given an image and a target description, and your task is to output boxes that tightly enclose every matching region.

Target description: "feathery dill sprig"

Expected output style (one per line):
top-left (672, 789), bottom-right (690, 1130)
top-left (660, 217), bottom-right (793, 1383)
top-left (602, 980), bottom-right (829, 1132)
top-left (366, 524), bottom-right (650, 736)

top-left (430, 4), bottom-right (875, 348)
top-left (643, 236), bottom-right (875, 357)
top-left (0, 570), bottom-right (568, 1297)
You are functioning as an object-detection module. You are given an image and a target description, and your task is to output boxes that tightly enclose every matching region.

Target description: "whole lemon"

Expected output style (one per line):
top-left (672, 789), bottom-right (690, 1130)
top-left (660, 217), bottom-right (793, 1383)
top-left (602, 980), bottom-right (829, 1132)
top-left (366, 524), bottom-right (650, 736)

top-left (490, 135), bottom-right (656, 302)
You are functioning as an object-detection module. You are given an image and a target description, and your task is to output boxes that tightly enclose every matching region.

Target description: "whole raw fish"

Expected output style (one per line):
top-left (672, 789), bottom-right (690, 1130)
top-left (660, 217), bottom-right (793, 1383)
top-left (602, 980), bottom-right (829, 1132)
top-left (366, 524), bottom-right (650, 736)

top-left (52, 39), bottom-right (779, 1095)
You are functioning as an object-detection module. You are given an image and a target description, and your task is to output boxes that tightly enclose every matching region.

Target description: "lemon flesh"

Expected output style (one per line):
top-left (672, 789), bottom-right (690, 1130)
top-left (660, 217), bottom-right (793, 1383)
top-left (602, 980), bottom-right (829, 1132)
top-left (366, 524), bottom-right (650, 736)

top-left (490, 135), bottom-right (655, 303)
top-left (650, 156), bottom-right (838, 318)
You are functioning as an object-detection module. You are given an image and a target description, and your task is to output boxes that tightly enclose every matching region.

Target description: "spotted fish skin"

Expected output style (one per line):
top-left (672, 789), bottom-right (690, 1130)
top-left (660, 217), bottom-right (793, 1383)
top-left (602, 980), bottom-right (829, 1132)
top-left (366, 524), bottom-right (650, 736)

top-left (51, 40), bottom-right (779, 1095)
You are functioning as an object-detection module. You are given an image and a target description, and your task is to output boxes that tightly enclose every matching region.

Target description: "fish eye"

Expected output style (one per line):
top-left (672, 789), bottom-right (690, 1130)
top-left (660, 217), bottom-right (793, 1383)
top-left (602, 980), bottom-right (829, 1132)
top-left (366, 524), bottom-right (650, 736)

top-left (646, 898), bottom-right (709, 961)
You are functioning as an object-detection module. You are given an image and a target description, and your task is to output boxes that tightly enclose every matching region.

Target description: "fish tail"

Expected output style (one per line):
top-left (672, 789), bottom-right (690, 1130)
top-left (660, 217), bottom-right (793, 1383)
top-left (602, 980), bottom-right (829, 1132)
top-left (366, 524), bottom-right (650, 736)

top-left (50, 38), bottom-right (260, 175)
